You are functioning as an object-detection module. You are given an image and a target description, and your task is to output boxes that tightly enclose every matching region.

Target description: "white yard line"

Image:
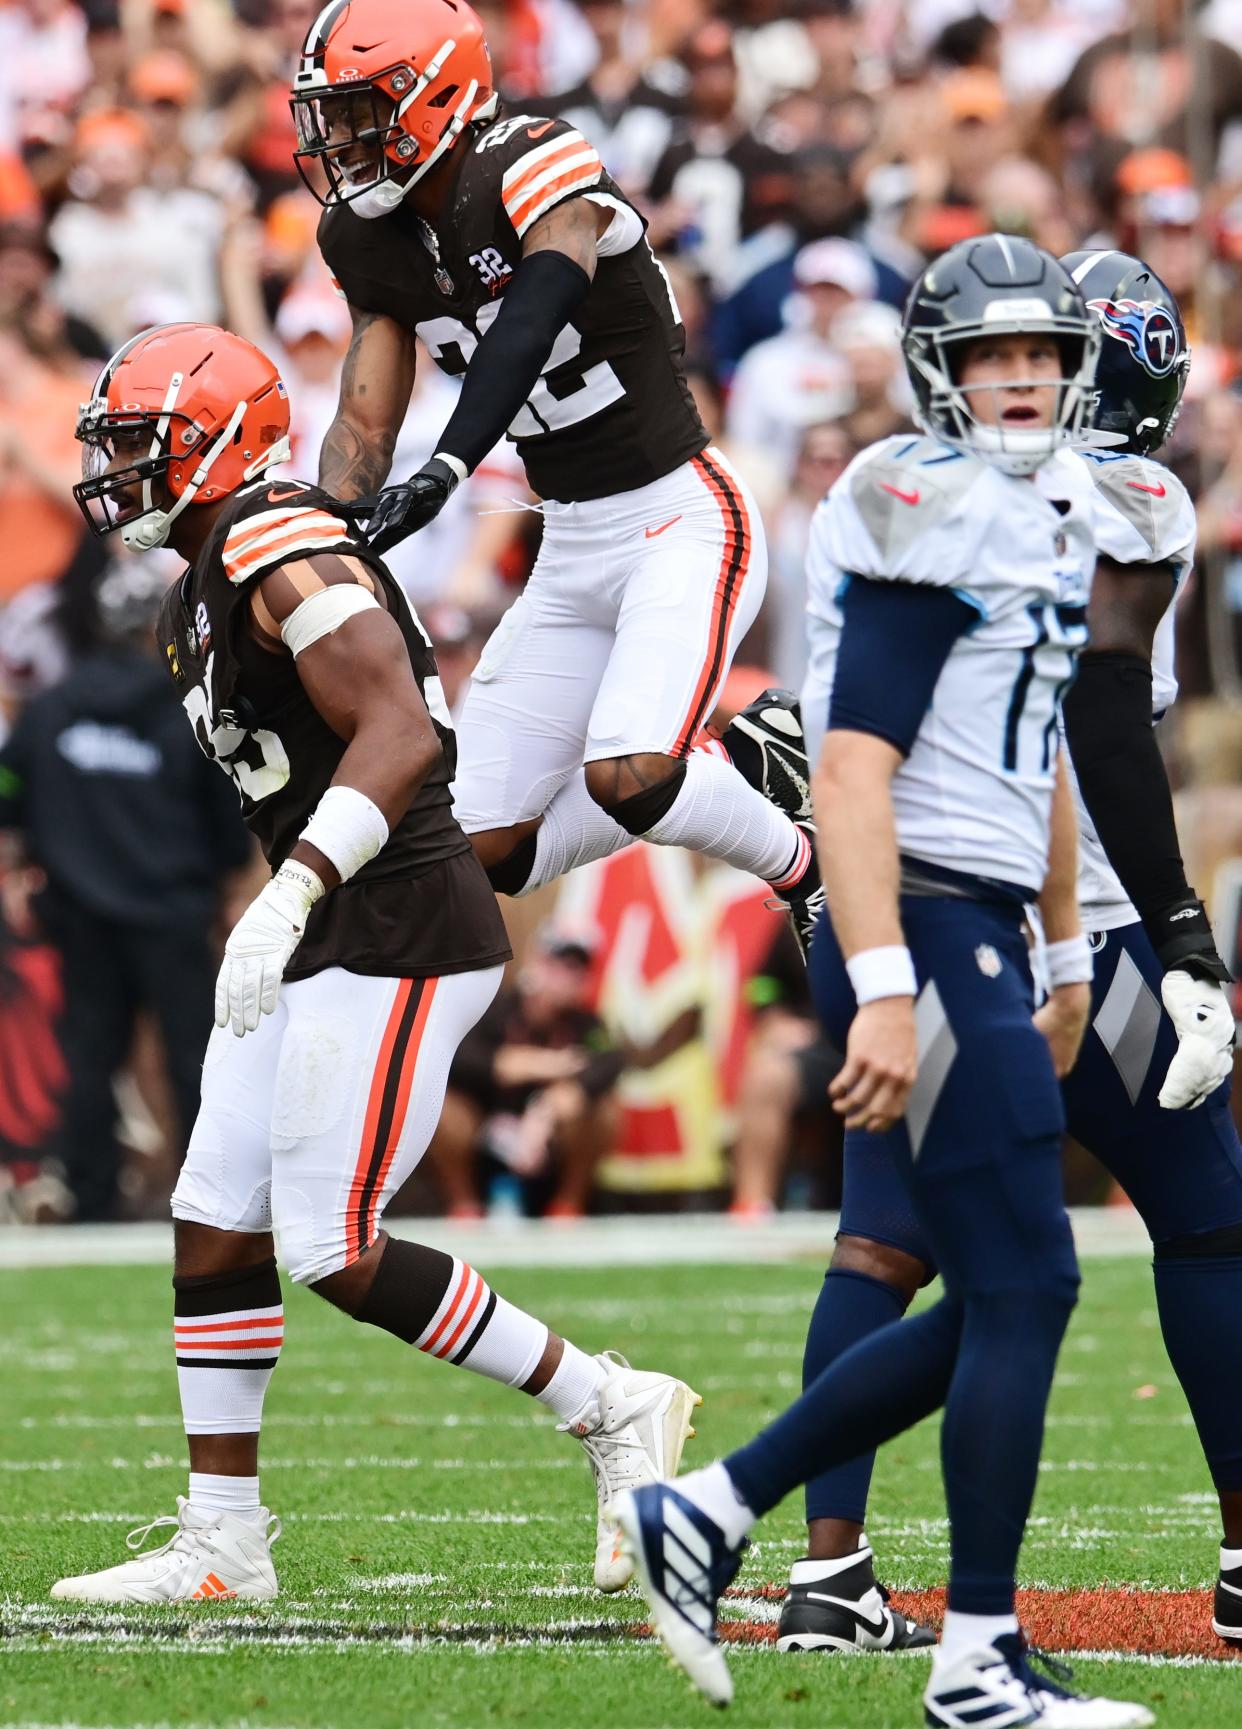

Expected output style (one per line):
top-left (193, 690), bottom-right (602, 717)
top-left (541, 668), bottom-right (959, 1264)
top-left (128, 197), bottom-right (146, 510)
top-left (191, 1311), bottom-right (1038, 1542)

top-left (0, 1209), bottom-right (1151, 1271)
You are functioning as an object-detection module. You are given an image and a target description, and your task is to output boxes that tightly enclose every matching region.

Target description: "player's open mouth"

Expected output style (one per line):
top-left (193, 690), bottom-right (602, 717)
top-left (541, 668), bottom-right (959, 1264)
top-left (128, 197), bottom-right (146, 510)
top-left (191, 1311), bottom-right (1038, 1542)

top-left (1001, 406), bottom-right (1040, 423)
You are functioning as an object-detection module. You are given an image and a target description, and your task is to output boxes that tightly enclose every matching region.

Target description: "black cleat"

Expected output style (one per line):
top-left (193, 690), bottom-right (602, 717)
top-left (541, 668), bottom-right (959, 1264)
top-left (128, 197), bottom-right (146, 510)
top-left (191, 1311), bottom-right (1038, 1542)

top-left (721, 687), bottom-right (813, 825)
top-left (1213, 1557), bottom-right (1242, 1644)
top-left (772, 828), bottom-right (825, 963)
top-left (777, 1546), bottom-right (937, 1654)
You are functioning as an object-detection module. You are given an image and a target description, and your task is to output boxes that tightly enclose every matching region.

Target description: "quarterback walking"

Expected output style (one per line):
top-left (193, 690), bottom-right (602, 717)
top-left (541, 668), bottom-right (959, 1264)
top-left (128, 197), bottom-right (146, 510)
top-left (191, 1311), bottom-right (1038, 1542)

top-left (612, 236), bottom-right (1153, 1728)
top-left (774, 252), bottom-right (1242, 1668)
top-left (49, 323), bottom-right (699, 1605)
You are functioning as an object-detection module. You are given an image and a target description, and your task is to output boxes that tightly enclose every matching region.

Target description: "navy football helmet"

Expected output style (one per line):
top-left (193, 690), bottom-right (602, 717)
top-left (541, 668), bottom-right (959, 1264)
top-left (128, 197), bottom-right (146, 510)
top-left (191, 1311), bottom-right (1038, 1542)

top-left (1061, 249), bottom-right (1190, 455)
top-left (902, 234), bottom-right (1100, 475)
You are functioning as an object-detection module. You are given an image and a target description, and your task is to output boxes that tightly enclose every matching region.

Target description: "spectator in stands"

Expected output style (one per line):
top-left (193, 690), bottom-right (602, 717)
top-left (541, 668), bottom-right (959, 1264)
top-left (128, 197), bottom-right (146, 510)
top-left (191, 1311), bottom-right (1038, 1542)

top-left (761, 420), bottom-right (853, 690)
top-left (0, 558), bottom-right (252, 1220)
top-left (431, 924), bottom-right (625, 1219)
top-left (0, 310), bottom-right (89, 604)
top-left (725, 236), bottom-right (872, 471)
top-left (546, 0), bottom-right (684, 194)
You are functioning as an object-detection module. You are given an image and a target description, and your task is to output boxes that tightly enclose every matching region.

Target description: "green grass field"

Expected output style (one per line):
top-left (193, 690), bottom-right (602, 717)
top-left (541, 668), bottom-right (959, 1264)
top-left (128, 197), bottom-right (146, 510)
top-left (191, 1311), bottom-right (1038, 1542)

top-left (3, 1253), bottom-right (1239, 1728)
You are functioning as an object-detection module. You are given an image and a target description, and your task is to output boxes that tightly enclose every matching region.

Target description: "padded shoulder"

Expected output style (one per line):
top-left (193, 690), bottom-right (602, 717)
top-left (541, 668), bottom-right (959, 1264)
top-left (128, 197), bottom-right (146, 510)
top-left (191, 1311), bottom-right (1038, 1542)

top-left (843, 437), bottom-right (985, 577)
top-left (1077, 452), bottom-right (1195, 568)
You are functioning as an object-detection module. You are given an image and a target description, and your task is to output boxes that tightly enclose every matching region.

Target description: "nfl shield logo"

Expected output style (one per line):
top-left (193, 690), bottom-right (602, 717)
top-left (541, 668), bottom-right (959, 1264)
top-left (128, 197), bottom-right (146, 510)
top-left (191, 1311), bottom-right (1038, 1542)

top-left (975, 944), bottom-right (1002, 978)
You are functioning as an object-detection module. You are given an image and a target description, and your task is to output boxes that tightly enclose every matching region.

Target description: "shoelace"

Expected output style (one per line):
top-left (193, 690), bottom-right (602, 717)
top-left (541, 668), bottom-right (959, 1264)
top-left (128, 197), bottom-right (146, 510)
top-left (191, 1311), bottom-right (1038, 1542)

top-left (575, 1427), bottom-right (652, 1505)
top-left (994, 1632), bottom-right (1078, 1705)
top-left (125, 1510), bottom-right (193, 1558)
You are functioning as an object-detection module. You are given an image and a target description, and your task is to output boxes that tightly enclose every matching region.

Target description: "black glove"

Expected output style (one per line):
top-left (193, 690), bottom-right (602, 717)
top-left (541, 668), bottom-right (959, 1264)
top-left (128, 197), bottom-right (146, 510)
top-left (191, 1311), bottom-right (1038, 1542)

top-left (1150, 894), bottom-right (1233, 984)
top-left (361, 457), bottom-right (462, 555)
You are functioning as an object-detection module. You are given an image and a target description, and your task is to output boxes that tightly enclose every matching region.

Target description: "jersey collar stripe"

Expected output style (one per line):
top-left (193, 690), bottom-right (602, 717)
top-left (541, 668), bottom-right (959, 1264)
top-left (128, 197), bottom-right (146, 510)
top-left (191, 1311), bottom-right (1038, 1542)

top-left (672, 452), bottom-right (751, 756)
top-left (500, 132), bottom-right (589, 187)
top-left (508, 166), bottom-right (605, 237)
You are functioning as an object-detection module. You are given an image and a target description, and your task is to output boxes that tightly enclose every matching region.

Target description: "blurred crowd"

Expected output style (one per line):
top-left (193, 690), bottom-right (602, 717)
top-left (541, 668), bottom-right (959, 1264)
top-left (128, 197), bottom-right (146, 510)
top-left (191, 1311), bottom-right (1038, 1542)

top-left (3, 0), bottom-right (1242, 1223)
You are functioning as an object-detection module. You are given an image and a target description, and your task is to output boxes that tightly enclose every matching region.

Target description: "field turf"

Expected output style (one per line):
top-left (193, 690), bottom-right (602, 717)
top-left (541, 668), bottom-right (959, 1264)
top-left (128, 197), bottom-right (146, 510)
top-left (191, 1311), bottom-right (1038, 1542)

top-left (3, 1253), bottom-right (1239, 1728)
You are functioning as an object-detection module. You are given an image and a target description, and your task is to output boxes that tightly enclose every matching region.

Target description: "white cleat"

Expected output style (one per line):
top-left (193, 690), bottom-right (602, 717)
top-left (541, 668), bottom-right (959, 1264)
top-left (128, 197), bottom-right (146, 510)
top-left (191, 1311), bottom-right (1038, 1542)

top-left (925, 1637), bottom-right (1155, 1729)
top-left (50, 1497), bottom-right (281, 1604)
top-left (610, 1479), bottom-right (743, 1706)
top-left (562, 1350), bottom-right (702, 1592)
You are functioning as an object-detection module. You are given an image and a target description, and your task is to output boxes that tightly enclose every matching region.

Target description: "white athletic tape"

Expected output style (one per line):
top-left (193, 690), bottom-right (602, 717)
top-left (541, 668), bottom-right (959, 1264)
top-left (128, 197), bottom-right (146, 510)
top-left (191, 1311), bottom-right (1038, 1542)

top-left (280, 585), bottom-right (379, 657)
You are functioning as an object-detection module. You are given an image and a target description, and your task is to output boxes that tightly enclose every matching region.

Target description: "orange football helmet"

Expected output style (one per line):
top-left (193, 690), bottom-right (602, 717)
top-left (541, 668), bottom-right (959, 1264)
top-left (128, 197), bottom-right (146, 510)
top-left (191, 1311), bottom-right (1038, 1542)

top-left (74, 324), bottom-right (292, 551)
top-left (291, 0), bottom-right (496, 217)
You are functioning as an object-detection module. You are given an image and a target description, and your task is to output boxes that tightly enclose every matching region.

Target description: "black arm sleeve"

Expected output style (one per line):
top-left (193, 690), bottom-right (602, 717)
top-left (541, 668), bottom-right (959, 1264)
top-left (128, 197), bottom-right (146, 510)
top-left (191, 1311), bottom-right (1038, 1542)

top-left (436, 249), bottom-right (592, 475)
top-left (1061, 652), bottom-right (1228, 979)
top-left (828, 577), bottom-right (979, 755)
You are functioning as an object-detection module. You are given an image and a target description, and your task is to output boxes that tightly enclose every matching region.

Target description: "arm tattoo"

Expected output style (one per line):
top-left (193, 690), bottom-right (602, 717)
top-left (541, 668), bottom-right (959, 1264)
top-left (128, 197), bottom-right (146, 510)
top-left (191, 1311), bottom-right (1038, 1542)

top-left (522, 198), bottom-right (606, 279)
top-left (318, 309), bottom-right (401, 499)
top-left (319, 417), bottom-right (398, 500)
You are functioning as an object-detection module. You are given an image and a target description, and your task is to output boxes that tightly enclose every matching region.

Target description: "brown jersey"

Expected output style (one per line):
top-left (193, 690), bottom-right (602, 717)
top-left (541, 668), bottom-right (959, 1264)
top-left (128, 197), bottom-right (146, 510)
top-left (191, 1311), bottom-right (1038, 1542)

top-left (318, 112), bottom-right (708, 503)
top-left (156, 478), bottom-right (510, 982)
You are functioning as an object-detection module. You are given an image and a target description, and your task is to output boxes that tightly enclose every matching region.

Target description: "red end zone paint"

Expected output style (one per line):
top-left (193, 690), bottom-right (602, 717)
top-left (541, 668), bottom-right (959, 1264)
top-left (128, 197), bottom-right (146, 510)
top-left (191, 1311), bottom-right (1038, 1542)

top-left (714, 1586), bottom-right (1242, 1661)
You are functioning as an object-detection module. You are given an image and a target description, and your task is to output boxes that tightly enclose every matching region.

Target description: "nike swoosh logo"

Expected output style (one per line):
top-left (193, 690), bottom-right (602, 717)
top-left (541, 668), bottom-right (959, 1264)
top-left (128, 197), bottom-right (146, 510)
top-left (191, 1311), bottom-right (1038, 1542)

top-left (880, 483), bottom-right (919, 505)
top-left (803, 1592), bottom-right (891, 1640)
top-left (645, 515), bottom-right (681, 538)
top-left (1126, 480), bottom-right (1166, 497)
top-left (527, 121), bottom-right (555, 139)
top-left (267, 485), bottom-right (305, 504)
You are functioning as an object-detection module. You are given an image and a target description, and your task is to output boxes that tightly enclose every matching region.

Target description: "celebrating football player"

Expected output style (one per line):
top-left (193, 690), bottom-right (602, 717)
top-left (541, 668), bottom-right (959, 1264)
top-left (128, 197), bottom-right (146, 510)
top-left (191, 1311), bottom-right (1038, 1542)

top-left (49, 324), bottom-right (699, 1606)
top-left (769, 252), bottom-right (1242, 1667)
top-left (289, 0), bottom-right (822, 952)
top-left (612, 237), bottom-right (1153, 1728)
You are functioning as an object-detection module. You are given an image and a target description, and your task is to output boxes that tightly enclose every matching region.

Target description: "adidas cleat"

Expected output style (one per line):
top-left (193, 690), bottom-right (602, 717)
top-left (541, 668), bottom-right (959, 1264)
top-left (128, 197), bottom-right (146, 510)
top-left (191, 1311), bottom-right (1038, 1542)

top-left (722, 688), bottom-right (813, 825)
top-left (610, 1479), bottom-right (745, 1706)
top-left (924, 1634), bottom-right (1155, 1728)
top-left (776, 1543), bottom-right (936, 1653)
top-left (1212, 1554), bottom-right (1242, 1643)
top-left (50, 1496), bottom-right (280, 1604)
top-left (564, 1351), bottom-right (702, 1593)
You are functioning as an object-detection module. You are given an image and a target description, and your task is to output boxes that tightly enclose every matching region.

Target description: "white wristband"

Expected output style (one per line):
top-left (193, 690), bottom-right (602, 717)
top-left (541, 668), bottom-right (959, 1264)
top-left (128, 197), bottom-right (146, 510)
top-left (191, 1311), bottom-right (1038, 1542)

top-left (1045, 933), bottom-right (1093, 989)
top-left (433, 451), bottom-right (468, 486)
top-left (270, 859), bottom-right (325, 924)
top-left (299, 785), bottom-right (390, 883)
top-left (846, 945), bottom-right (917, 1005)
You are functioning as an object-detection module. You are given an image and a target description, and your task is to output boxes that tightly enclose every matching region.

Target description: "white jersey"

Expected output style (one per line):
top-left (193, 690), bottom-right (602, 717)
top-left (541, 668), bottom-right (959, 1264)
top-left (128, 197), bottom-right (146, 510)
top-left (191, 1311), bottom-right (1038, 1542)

top-left (803, 434), bottom-right (1095, 896)
top-left (1068, 450), bottom-right (1196, 931)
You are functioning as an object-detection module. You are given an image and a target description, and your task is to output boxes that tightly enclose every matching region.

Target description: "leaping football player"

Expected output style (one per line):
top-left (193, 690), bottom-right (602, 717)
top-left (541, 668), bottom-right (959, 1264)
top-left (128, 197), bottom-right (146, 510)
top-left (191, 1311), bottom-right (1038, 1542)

top-left (49, 324), bottom-right (700, 1606)
top-left (770, 252), bottom-right (1242, 1667)
top-left (289, 0), bottom-right (821, 951)
top-left (612, 236), bottom-right (1154, 1728)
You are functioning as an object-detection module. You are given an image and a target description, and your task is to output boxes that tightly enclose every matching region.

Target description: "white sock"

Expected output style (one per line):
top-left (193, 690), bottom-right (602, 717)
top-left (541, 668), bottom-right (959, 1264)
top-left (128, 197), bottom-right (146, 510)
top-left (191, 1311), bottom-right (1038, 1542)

top-left (935, 1609), bottom-right (1019, 1667)
top-left (1221, 1543), bottom-right (1242, 1570)
top-left (536, 1340), bottom-right (609, 1426)
top-left (789, 1542), bottom-right (870, 1583)
top-left (677, 1461), bottom-right (756, 1549)
top-left (641, 753), bottom-right (807, 885)
top-left (521, 772), bottom-right (630, 894)
top-left (187, 1472), bottom-right (262, 1521)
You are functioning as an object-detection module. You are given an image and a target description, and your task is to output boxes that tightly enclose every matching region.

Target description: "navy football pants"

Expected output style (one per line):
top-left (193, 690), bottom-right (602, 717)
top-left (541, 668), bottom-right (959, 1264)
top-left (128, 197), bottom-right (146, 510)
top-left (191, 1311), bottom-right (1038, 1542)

top-left (726, 895), bottom-right (1078, 1613)
top-left (803, 918), bottom-right (1242, 1527)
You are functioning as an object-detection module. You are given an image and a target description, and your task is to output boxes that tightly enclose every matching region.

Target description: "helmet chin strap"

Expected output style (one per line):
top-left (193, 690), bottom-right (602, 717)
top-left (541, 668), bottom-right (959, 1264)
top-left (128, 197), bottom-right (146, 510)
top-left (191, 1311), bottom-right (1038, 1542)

top-left (121, 398), bottom-right (249, 551)
top-left (350, 76), bottom-right (486, 220)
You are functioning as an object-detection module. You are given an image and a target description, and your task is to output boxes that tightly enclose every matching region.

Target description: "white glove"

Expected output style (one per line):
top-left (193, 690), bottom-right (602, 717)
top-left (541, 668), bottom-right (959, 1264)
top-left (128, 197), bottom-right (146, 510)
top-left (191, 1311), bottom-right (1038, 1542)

top-left (1158, 968), bottom-right (1236, 1110)
top-left (215, 862), bottom-right (324, 1038)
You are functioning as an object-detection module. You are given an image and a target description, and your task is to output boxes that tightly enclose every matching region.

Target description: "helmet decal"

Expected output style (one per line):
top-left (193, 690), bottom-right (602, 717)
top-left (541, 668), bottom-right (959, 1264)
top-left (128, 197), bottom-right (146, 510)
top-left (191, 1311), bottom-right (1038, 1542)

top-left (1087, 297), bottom-right (1182, 378)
